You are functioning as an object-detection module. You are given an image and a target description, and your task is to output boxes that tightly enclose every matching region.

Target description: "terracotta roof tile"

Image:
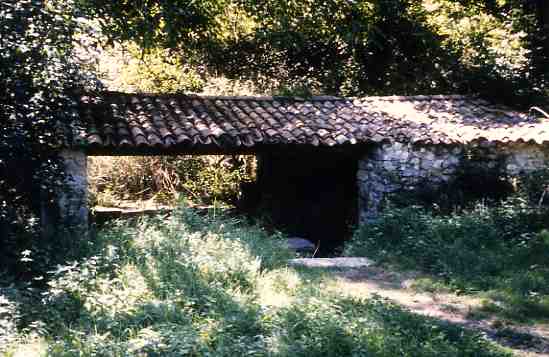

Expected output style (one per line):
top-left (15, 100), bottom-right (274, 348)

top-left (77, 92), bottom-right (549, 151)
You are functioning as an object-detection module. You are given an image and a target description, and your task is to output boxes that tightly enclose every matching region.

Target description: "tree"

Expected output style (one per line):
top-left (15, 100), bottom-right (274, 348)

top-left (453, 0), bottom-right (548, 103)
top-left (81, 0), bottom-right (227, 50)
top-left (0, 0), bottom-right (91, 273)
top-left (81, 0), bottom-right (547, 107)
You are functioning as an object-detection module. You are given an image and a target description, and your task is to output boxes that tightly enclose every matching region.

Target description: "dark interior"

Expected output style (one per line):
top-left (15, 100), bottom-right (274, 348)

top-left (250, 150), bottom-right (359, 254)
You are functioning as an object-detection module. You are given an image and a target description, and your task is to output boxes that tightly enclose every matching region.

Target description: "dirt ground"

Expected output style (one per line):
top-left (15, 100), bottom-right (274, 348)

top-left (291, 258), bottom-right (549, 357)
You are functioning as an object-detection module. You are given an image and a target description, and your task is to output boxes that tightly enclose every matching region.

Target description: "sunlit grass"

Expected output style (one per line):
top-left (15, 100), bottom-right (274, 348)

top-left (345, 201), bottom-right (549, 324)
top-left (2, 203), bottom-right (512, 356)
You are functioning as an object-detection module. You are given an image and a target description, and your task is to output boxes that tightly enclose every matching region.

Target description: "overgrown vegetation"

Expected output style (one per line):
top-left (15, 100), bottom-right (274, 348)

top-left (0, 0), bottom-right (97, 274)
top-left (345, 170), bottom-right (549, 322)
top-left (82, 0), bottom-right (548, 105)
top-left (88, 155), bottom-right (256, 206)
top-left (3, 0), bottom-right (548, 276)
top-left (2, 0), bottom-right (549, 352)
top-left (1, 203), bottom-right (511, 356)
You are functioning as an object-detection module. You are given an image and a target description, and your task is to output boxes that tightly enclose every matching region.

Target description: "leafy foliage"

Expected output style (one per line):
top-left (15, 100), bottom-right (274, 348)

top-left (2, 204), bottom-right (510, 356)
top-left (88, 155), bottom-right (256, 206)
top-left (82, 0), bottom-right (227, 50)
top-left (83, 0), bottom-right (547, 105)
top-left (98, 43), bottom-right (203, 93)
top-left (0, 0), bottom-right (94, 273)
top-left (345, 196), bottom-right (549, 321)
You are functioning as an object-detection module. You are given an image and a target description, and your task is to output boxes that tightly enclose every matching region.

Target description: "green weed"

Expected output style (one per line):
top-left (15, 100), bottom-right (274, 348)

top-left (345, 200), bottom-right (549, 322)
top-left (2, 203), bottom-right (510, 356)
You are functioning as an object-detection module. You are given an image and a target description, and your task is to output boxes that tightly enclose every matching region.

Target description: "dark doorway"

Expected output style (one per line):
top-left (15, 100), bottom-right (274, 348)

top-left (254, 150), bottom-right (359, 254)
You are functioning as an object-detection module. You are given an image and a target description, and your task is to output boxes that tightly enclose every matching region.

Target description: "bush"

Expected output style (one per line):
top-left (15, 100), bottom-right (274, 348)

top-left (88, 155), bottom-right (256, 206)
top-left (345, 196), bottom-right (549, 322)
top-left (516, 168), bottom-right (549, 206)
top-left (0, 0), bottom-right (95, 276)
top-left (345, 200), bottom-right (549, 289)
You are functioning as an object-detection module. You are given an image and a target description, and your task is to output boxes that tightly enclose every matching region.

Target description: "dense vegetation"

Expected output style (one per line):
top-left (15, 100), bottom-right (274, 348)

top-left (83, 0), bottom-right (548, 105)
top-left (0, 0), bottom-right (97, 273)
top-left (345, 172), bottom-right (549, 322)
top-left (1, 1), bottom-right (549, 353)
top-left (1, 204), bottom-right (511, 356)
top-left (2, 0), bottom-right (548, 273)
top-left (89, 155), bottom-right (256, 207)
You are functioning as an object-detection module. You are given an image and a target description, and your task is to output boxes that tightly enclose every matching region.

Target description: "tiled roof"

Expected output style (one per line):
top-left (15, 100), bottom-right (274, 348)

top-left (77, 92), bottom-right (549, 152)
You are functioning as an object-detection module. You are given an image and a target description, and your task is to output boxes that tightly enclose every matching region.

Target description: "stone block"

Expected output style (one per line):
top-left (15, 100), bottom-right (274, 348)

top-left (357, 169), bottom-right (369, 182)
top-left (287, 237), bottom-right (316, 252)
top-left (358, 158), bottom-right (371, 170)
top-left (383, 160), bottom-right (397, 171)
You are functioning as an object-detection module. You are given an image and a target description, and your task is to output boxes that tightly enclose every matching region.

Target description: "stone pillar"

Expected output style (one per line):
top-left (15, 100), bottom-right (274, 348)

top-left (357, 142), bottom-right (462, 222)
top-left (42, 150), bottom-right (88, 239)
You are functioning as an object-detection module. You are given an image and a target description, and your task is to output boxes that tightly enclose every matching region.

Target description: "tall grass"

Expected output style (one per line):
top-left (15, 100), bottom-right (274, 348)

top-left (88, 155), bottom-right (256, 206)
top-left (2, 203), bottom-right (510, 356)
top-left (345, 199), bottom-right (549, 321)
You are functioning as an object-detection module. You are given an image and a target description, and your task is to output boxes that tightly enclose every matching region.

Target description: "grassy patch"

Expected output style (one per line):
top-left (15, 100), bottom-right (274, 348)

top-left (2, 203), bottom-right (510, 356)
top-left (344, 200), bottom-right (549, 323)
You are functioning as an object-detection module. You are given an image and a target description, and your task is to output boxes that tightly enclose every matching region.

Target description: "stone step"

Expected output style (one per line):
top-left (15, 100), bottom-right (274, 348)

top-left (288, 257), bottom-right (374, 269)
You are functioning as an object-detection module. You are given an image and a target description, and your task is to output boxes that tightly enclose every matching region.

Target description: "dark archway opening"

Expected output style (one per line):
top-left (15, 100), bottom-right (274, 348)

top-left (249, 150), bottom-right (359, 255)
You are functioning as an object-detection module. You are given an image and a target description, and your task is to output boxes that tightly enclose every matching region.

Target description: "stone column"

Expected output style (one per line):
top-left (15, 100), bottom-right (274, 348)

top-left (42, 150), bottom-right (88, 239)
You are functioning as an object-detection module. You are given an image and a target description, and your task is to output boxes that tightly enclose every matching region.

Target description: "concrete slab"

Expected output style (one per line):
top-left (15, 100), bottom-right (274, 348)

top-left (288, 257), bottom-right (375, 269)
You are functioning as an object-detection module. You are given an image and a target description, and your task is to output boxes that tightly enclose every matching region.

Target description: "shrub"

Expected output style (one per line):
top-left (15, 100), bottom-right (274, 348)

top-left (345, 200), bottom-right (549, 321)
top-left (0, 0), bottom-right (95, 275)
top-left (345, 201), bottom-right (549, 290)
top-left (88, 155), bottom-right (256, 206)
top-left (516, 168), bottom-right (549, 206)
top-left (99, 43), bottom-right (203, 94)
top-left (4, 203), bottom-right (510, 355)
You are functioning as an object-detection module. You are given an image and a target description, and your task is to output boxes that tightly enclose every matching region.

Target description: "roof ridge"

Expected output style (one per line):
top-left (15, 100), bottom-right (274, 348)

top-left (354, 94), bottom-right (474, 101)
top-left (100, 90), bottom-right (346, 102)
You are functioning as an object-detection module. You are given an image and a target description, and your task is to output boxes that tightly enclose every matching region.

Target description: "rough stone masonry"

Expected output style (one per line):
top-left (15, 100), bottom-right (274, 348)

top-left (50, 150), bottom-right (88, 239)
top-left (357, 140), bottom-right (549, 222)
top-left (53, 141), bottom-right (549, 239)
top-left (49, 92), bottom-right (549, 239)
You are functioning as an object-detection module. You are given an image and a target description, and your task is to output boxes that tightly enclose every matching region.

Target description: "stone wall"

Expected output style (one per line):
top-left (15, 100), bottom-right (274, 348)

top-left (357, 141), bottom-right (549, 222)
top-left (42, 142), bottom-right (549, 240)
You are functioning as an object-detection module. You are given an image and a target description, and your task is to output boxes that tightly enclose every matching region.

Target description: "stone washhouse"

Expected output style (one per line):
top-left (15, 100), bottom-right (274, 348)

top-left (47, 92), bottom-right (549, 248)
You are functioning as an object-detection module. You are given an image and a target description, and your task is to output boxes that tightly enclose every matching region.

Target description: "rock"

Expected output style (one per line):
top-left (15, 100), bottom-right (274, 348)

top-left (383, 160), bottom-right (396, 171)
top-left (356, 169), bottom-right (369, 182)
top-left (286, 237), bottom-right (316, 252)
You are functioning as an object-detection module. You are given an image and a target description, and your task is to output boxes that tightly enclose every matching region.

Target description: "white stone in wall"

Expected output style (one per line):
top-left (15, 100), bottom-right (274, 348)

top-left (503, 144), bottom-right (549, 175)
top-left (410, 157), bottom-right (421, 169)
top-left (357, 169), bottom-right (369, 182)
top-left (383, 160), bottom-right (397, 171)
top-left (358, 141), bottom-right (462, 221)
top-left (506, 163), bottom-right (520, 175)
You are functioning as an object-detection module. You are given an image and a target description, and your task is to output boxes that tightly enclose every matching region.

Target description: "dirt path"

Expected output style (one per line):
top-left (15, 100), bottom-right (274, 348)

top-left (290, 258), bottom-right (549, 357)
